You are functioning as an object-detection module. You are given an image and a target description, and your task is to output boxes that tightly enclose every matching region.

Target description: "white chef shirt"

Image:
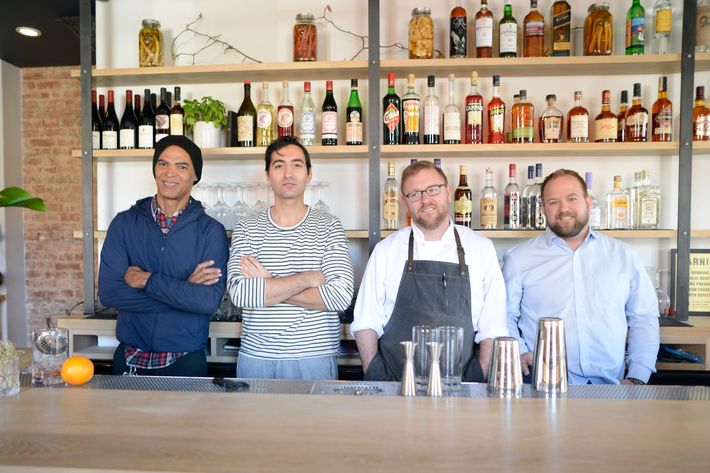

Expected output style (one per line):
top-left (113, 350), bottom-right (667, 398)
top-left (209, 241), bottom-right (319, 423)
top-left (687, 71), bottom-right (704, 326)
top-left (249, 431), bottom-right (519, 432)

top-left (351, 220), bottom-right (508, 343)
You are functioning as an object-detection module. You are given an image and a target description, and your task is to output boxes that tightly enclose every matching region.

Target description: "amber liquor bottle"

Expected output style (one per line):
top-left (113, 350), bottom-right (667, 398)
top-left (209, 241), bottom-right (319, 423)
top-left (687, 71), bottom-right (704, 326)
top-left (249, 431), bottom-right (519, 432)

top-left (566, 91), bottom-right (589, 143)
top-left (550, 1), bottom-right (571, 56)
top-left (539, 94), bottom-right (563, 143)
top-left (524, 0), bottom-right (545, 57)
top-left (487, 75), bottom-right (506, 144)
top-left (652, 76), bottom-right (672, 142)
top-left (464, 71), bottom-right (483, 144)
top-left (454, 165), bottom-right (473, 228)
top-left (594, 90), bottom-right (617, 143)
top-left (625, 83), bottom-right (649, 142)
top-left (511, 89), bottom-right (534, 143)
top-left (693, 86), bottom-right (710, 142)
top-left (475, 0), bottom-right (494, 58)
top-left (617, 90), bottom-right (629, 143)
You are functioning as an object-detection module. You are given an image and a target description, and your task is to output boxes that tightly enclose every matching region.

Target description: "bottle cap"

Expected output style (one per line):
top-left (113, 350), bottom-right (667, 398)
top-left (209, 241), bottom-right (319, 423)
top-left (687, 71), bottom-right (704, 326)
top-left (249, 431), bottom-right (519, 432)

top-left (304, 81), bottom-right (311, 92)
top-left (427, 75), bottom-right (435, 87)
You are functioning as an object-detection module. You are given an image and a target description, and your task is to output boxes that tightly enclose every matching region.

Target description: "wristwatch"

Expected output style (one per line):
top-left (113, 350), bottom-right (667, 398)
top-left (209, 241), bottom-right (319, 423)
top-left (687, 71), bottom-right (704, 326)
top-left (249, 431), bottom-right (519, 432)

top-left (626, 377), bottom-right (646, 385)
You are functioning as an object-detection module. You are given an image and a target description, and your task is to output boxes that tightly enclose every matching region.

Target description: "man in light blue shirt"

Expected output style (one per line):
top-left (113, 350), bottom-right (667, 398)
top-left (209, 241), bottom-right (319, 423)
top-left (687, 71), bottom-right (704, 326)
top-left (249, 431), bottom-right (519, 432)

top-left (503, 169), bottom-right (659, 385)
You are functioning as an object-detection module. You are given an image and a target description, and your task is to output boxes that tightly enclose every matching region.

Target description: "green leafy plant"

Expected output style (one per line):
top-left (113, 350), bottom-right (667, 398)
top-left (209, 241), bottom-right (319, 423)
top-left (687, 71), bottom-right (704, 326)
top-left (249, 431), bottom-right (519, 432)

top-left (183, 96), bottom-right (228, 132)
top-left (0, 187), bottom-right (47, 212)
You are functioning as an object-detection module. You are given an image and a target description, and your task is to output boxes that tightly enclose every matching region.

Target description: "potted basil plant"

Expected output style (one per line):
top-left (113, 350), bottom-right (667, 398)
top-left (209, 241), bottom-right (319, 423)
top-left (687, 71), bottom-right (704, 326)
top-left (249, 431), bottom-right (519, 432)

top-left (183, 96), bottom-right (228, 148)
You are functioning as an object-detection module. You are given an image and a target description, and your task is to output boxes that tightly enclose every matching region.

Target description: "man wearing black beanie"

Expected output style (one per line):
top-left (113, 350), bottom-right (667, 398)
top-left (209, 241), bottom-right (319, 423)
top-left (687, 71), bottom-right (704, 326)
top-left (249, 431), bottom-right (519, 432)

top-left (98, 136), bottom-right (228, 377)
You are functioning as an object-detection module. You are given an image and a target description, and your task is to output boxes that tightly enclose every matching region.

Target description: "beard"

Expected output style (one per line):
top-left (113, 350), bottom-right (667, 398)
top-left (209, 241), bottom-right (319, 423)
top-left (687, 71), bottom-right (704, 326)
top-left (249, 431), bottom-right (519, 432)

top-left (411, 203), bottom-right (449, 231)
top-left (548, 211), bottom-right (588, 238)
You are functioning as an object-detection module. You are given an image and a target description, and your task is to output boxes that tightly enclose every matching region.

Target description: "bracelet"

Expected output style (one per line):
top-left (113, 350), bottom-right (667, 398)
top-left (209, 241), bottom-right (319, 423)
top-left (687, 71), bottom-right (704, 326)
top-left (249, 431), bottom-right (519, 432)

top-left (626, 377), bottom-right (646, 385)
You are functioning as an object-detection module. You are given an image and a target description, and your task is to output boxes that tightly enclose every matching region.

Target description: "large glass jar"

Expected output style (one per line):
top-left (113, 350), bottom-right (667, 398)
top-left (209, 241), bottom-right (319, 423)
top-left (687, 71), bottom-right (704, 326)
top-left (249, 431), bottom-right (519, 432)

top-left (138, 19), bottom-right (164, 67)
top-left (294, 13), bottom-right (317, 62)
top-left (583, 3), bottom-right (613, 56)
top-left (409, 8), bottom-right (434, 59)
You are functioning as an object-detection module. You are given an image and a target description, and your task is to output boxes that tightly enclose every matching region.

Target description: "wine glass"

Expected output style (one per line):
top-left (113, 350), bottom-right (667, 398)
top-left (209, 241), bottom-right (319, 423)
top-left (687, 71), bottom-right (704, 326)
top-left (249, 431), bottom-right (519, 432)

top-left (194, 183), bottom-right (212, 213)
top-left (646, 266), bottom-right (672, 317)
top-left (252, 183), bottom-right (269, 215)
top-left (311, 181), bottom-right (332, 215)
top-left (231, 183), bottom-right (251, 224)
top-left (211, 183), bottom-right (232, 229)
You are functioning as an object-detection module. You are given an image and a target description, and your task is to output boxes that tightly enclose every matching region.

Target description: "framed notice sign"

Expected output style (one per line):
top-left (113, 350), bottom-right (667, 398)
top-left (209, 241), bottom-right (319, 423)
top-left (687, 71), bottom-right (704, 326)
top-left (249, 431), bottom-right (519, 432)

top-left (671, 249), bottom-right (710, 316)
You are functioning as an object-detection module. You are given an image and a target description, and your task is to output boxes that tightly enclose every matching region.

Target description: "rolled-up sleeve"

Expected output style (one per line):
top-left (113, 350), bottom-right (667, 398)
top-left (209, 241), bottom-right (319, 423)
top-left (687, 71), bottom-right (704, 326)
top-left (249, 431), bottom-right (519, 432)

top-left (351, 243), bottom-right (390, 338)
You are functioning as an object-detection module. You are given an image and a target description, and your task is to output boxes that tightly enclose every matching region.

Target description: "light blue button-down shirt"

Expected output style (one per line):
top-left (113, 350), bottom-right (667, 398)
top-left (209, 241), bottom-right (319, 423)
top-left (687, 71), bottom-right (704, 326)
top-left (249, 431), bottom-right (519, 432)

top-left (503, 228), bottom-right (659, 384)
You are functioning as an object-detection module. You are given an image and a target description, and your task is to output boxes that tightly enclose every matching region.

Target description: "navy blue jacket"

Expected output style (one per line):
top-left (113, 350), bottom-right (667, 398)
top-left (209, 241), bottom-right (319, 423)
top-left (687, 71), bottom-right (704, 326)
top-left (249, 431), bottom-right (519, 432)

top-left (98, 197), bottom-right (228, 353)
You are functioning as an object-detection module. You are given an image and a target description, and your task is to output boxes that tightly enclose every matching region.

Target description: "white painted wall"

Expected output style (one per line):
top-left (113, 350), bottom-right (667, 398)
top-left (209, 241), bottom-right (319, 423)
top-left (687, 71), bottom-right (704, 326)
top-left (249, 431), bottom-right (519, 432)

top-left (94, 0), bottom-right (709, 291)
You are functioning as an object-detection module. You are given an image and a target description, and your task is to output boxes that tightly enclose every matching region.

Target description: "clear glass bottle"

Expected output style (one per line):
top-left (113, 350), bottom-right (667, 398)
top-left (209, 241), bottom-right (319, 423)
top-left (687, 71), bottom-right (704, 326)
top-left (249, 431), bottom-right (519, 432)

top-left (464, 71), bottom-right (483, 144)
top-left (256, 82), bottom-right (275, 147)
top-left (626, 0), bottom-right (646, 55)
top-left (693, 86), bottom-right (710, 142)
top-left (606, 175), bottom-right (630, 230)
top-left (697, 0), bottom-right (710, 53)
top-left (637, 170), bottom-right (660, 229)
top-left (504, 163), bottom-right (521, 230)
top-left (422, 75), bottom-right (440, 144)
top-left (594, 89), bottom-right (617, 143)
top-left (480, 167), bottom-right (498, 229)
top-left (299, 81), bottom-right (316, 146)
top-left (567, 91), bottom-right (589, 143)
top-left (499, 0), bottom-right (518, 58)
top-left (443, 74), bottom-right (461, 144)
top-left (402, 74), bottom-right (421, 144)
top-left (532, 162), bottom-right (546, 230)
top-left (539, 94), bottom-right (563, 143)
top-left (585, 172), bottom-right (601, 230)
top-left (521, 165), bottom-right (535, 229)
top-left (383, 162), bottom-right (399, 230)
top-left (629, 171), bottom-right (641, 229)
top-left (512, 89), bottom-right (534, 143)
top-left (653, 0), bottom-right (672, 54)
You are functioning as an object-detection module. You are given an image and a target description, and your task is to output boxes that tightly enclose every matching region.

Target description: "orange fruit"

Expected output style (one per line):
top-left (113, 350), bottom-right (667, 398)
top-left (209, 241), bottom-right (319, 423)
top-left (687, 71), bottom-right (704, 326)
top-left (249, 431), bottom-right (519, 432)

top-left (61, 355), bottom-right (94, 385)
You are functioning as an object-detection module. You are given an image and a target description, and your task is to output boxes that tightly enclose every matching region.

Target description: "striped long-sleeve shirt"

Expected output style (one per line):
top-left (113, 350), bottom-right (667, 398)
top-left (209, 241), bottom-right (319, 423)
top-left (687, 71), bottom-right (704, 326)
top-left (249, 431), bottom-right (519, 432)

top-left (227, 207), bottom-right (354, 359)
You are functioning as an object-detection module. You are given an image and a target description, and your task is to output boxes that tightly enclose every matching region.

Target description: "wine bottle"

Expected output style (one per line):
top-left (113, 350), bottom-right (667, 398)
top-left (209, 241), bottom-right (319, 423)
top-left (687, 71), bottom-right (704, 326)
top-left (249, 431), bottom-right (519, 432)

top-left (102, 90), bottom-right (119, 150)
top-left (154, 87), bottom-right (171, 143)
top-left (98, 94), bottom-right (106, 119)
top-left (321, 80), bottom-right (338, 146)
top-left (91, 90), bottom-right (103, 150)
top-left (346, 78), bottom-right (363, 145)
top-left (257, 82), bottom-right (275, 147)
top-left (170, 86), bottom-right (184, 136)
top-left (119, 90), bottom-right (138, 149)
top-left (138, 88), bottom-right (155, 149)
top-left (237, 81), bottom-right (256, 147)
top-left (383, 72), bottom-right (401, 145)
top-left (277, 80), bottom-right (295, 138)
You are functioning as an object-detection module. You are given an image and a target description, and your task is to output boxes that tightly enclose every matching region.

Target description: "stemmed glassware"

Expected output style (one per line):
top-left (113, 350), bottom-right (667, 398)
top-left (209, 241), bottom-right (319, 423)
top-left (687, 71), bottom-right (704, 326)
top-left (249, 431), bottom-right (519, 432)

top-left (211, 183), bottom-right (232, 229)
top-left (229, 183), bottom-right (251, 224)
top-left (310, 181), bottom-right (332, 215)
top-left (646, 266), bottom-right (672, 317)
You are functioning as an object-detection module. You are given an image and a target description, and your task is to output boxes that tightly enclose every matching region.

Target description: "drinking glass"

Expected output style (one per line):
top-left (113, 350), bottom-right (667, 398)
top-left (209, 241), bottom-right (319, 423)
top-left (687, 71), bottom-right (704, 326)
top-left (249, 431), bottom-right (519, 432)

top-left (211, 183), bottom-right (232, 229)
top-left (435, 326), bottom-right (464, 391)
top-left (411, 325), bottom-right (432, 388)
top-left (646, 266), bottom-right (672, 316)
top-left (231, 183), bottom-right (251, 224)
top-left (252, 183), bottom-right (269, 215)
top-left (194, 182), bottom-right (213, 213)
top-left (32, 327), bottom-right (68, 385)
top-left (311, 181), bottom-right (332, 215)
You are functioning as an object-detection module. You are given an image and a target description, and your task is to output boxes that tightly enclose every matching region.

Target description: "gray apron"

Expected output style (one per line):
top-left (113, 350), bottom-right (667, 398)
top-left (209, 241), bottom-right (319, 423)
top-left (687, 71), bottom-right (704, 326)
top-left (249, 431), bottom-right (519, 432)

top-left (364, 228), bottom-right (483, 382)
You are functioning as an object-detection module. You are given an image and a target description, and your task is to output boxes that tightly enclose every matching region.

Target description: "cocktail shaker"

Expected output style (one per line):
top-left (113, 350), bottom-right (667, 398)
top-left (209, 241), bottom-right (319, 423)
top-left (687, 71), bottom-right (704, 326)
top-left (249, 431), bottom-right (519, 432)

top-left (487, 336), bottom-right (523, 397)
top-left (532, 317), bottom-right (568, 393)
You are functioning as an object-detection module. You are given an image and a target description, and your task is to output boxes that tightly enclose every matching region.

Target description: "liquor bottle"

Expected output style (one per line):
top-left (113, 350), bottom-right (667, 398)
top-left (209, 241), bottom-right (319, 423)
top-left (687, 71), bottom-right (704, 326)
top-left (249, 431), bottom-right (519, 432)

top-left (693, 86), bottom-right (710, 141)
top-left (606, 175), bottom-right (630, 230)
top-left (138, 88), bottom-right (155, 149)
top-left (434, 158), bottom-right (441, 168)
top-left (257, 82), bottom-right (275, 147)
top-left (487, 75), bottom-right (505, 144)
top-left (585, 172), bottom-right (601, 230)
top-left (383, 162), bottom-right (399, 230)
top-left (98, 94), bottom-right (106, 120)
top-left (521, 165), bottom-right (535, 229)
top-left (450, 0), bottom-right (467, 58)
top-left (594, 90), bottom-right (618, 143)
top-left (169, 86), bottom-right (184, 136)
top-left (618, 90), bottom-right (629, 143)
top-left (637, 170), bottom-right (660, 229)
top-left (102, 90), bottom-right (119, 150)
top-left (91, 90), bottom-right (102, 150)
top-left (237, 81), bottom-right (256, 147)
top-left (628, 171), bottom-right (641, 229)
top-left (346, 79), bottom-right (363, 145)
top-left (539, 94), bottom-right (563, 143)
top-left (277, 80), bottom-right (295, 138)
top-left (321, 80), bottom-right (338, 146)
top-left (504, 163), bottom-right (521, 229)
top-left (475, 0), bottom-right (494, 58)
top-left (511, 89), bottom-right (534, 143)
top-left (300, 81), bottom-right (316, 146)
top-left (150, 93), bottom-right (157, 112)
top-left (422, 75), bottom-right (440, 144)
top-left (524, 0), bottom-right (545, 57)
top-left (499, 1), bottom-right (518, 58)
top-left (443, 74), bottom-right (461, 144)
top-left (652, 76), bottom-right (672, 142)
top-left (383, 72), bottom-right (401, 145)
top-left (480, 167), bottom-right (497, 229)
top-left (464, 72), bottom-right (483, 144)
top-left (626, 0), bottom-right (646, 55)
top-left (154, 87), bottom-right (171, 143)
top-left (402, 74), bottom-right (420, 144)
top-left (119, 90), bottom-right (138, 149)
top-left (566, 91), bottom-right (589, 143)
top-left (454, 165), bottom-right (473, 227)
top-left (550, 1), bottom-right (571, 56)
top-left (653, 0), bottom-right (672, 54)
top-left (532, 162), bottom-right (546, 230)
top-left (625, 83), bottom-right (649, 142)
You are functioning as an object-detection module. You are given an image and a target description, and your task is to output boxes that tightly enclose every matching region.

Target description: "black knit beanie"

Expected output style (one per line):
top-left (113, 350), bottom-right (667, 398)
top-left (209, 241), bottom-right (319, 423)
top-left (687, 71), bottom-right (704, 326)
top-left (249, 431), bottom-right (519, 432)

top-left (152, 135), bottom-right (203, 184)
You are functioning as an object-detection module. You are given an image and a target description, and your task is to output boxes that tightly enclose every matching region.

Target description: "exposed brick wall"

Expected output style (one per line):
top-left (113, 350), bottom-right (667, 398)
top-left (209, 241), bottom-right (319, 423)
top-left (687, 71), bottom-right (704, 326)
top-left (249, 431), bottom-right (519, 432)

top-left (21, 66), bottom-right (85, 331)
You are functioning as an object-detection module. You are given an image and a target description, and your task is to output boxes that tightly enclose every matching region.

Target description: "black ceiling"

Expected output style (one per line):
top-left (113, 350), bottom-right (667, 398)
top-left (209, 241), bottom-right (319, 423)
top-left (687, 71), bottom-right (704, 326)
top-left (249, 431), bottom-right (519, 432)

top-left (0, 0), bottom-right (95, 68)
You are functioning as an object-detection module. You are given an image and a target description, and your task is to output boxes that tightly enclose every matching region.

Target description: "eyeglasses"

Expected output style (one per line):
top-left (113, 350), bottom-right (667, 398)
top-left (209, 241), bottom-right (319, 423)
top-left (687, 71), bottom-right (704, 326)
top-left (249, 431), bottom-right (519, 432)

top-left (404, 183), bottom-right (446, 202)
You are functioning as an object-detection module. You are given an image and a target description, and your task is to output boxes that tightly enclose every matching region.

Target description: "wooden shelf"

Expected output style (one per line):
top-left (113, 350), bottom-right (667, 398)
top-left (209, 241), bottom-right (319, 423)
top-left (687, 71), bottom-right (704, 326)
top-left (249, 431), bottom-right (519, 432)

top-left (691, 142), bottom-right (710, 154)
top-left (694, 52), bottom-right (710, 72)
top-left (74, 230), bottom-right (376, 240)
top-left (71, 60), bottom-right (369, 87)
top-left (381, 54), bottom-right (681, 77)
top-left (72, 145), bottom-right (368, 161)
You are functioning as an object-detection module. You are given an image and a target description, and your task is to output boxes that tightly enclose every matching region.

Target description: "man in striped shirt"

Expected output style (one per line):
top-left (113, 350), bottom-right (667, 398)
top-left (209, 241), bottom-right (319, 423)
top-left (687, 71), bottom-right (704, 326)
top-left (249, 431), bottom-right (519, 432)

top-left (227, 136), bottom-right (354, 380)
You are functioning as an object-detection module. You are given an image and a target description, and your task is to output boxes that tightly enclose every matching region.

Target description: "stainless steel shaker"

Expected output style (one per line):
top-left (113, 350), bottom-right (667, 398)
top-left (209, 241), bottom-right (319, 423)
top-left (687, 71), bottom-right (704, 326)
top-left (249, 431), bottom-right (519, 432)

top-left (487, 336), bottom-right (523, 397)
top-left (532, 317), bottom-right (568, 393)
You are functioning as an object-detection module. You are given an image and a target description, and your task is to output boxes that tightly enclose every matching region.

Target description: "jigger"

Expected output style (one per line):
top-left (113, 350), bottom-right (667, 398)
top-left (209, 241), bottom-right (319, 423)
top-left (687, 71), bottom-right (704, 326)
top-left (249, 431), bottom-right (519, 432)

top-left (487, 337), bottom-right (523, 397)
top-left (532, 317), bottom-right (568, 393)
top-left (400, 341), bottom-right (417, 397)
top-left (426, 342), bottom-right (443, 397)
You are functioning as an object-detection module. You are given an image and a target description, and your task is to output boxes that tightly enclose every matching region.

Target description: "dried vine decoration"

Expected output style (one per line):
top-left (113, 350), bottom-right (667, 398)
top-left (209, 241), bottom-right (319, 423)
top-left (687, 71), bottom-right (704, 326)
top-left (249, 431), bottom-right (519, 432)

top-left (171, 14), bottom-right (262, 64)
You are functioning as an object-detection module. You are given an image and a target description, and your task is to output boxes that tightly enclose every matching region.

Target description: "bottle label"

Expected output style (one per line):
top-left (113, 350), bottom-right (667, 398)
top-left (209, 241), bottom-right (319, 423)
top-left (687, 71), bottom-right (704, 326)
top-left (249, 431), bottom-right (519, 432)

top-left (301, 111), bottom-right (316, 134)
top-left (383, 194), bottom-right (399, 221)
top-left (346, 110), bottom-right (363, 143)
top-left (278, 108), bottom-right (294, 128)
top-left (640, 197), bottom-right (659, 225)
top-left (454, 195), bottom-right (472, 214)
top-left (613, 196), bottom-right (629, 222)
top-left (595, 118), bottom-right (617, 141)
top-left (543, 117), bottom-right (562, 140)
top-left (525, 20), bottom-right (544, 38)
top-left (237, 116), bottom-right (253, 142)
top-left (655, 9), bottom-right (672, 34)
top-left (654, 107), bottom-right (673, 136)
top-left (480, 198), bottom-right (497, 227)
top-left (499, 23), bottom-right (517, 54)
top-left (155, 133), bottom-right (169, 143)
top-left (170, 114), bottom-right (183, 135)
top-left (424, 103), bottom-right (440, 135)
top-left (490, 106), bottom-right (505, 133)
top-left (570, 115), bottom-right (589, 139)
top-left (534, 198), bottom-right (546, 229)
top-left (155, 114), bottom-right (169, 133)
top-left (450, 16), bottom-right (467, 56)
top-left (466, 102), bottom-right (483, 126)
top-left (402, 99), bottom-right (420, 134)
top-left (626, 17), bottom-right (645, 48)
top-left (553, 10), bottom-right (571, 30)
top-left (119, 129), bottom-right (135, 149)
top-left (443, 112), bottom-right (461, 141)
top-left (697, 6), bottom-right (710, 48)
top-left (383, 103), bottom-right (400, 132)
top-left (92, 131), bottom-right (100, 150)
top-left (695, 115), bottom-right (710, 138)
top-left (102, 130), bottom-right (117, 150)
top-left (322, 111), bottom-right (338, 137)
top-left (505, 192), bottom-right (520, 226)
top-left (257, 109), bottom-right (273, 128)
top-left (475, 17), bottom-right (493, 48)
top-left (512, 126), bottom-right (533, 140)
top-left (626, 111), bottom-right (649, 127)
top-left (138, 125), bottom-right (153, 148)
top-left (589, 207), bottom-right (601, 229)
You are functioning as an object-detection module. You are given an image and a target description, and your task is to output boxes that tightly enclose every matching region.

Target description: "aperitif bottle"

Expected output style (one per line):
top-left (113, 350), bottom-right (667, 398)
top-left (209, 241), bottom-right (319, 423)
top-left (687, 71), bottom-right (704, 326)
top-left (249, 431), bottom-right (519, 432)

top-left (383, 72), bottom-right (401, 145)
top-left (651, 76), bottom-right (672, 142)
top-left (402, 74), bottom-right (421, 144)
top-left (464, 71), bottom-right (483, 144)
top-left (487, 75), bottom-right (505, 144)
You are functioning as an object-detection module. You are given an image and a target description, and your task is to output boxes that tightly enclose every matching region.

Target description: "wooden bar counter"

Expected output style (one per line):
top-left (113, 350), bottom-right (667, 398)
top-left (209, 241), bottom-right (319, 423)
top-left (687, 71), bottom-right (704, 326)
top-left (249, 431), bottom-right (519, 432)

top-left (2, 383), bottom-right (710, 472)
